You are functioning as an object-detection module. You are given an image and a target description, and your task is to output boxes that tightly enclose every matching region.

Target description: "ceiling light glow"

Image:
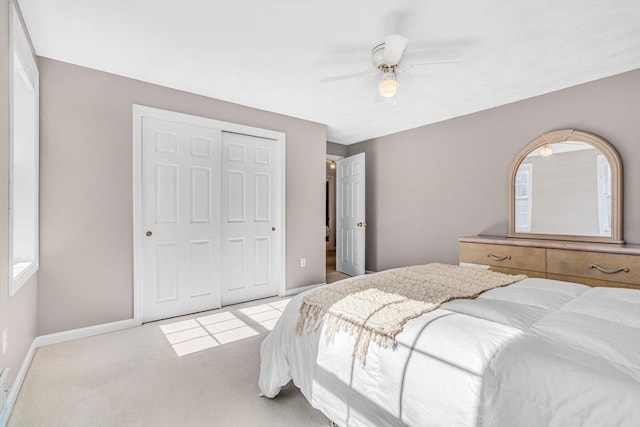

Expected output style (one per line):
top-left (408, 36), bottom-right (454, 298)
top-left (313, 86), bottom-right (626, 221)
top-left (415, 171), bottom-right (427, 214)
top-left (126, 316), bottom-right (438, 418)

top-left (378, 71), bottom-right (398, 98)
top-left (540, 145), bottom-right (553, 157)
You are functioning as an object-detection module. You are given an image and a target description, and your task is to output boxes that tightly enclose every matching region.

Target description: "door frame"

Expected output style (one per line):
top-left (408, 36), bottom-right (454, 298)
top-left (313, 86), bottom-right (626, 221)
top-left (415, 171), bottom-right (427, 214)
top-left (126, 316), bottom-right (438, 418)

top-left (132, 105), bottom-right (286, 325)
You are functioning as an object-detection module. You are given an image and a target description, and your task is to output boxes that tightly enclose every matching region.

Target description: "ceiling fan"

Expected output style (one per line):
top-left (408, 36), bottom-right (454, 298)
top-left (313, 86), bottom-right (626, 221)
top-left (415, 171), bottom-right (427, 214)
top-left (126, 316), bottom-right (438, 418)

top-left (321, 34), bottom-right (457, 98)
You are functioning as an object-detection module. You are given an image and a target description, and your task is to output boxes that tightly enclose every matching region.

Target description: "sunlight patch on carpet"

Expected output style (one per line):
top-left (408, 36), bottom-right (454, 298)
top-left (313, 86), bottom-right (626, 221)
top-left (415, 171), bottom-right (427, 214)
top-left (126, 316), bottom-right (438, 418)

top-left (159, 298), bottom-right (291, 356)
top-left (239, 299), bottom-right (291, 331)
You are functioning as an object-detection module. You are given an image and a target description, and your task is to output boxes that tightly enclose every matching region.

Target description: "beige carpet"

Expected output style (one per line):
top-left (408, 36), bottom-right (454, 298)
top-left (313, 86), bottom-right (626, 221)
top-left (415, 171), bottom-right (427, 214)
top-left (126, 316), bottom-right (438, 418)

top-left (9, 297), bottom-right (330, 427)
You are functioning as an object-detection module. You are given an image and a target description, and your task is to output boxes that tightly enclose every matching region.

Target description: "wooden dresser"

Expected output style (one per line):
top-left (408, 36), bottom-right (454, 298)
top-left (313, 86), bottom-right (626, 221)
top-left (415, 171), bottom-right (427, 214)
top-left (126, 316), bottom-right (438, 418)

top-left (459, 236), bottom-right (640, 290)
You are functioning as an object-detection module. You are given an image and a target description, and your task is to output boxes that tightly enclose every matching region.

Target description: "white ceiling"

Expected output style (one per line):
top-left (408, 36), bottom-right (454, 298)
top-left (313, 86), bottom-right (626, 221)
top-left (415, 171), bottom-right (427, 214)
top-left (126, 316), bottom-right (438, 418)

top-left (18, 1), bottom-right (640, 144)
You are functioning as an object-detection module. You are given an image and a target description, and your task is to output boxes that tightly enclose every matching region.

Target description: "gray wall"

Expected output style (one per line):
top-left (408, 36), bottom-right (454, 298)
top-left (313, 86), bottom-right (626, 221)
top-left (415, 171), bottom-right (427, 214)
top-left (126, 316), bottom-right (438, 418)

top-left (349, 69), bottom-right (640, 272)
top-left (38, 58), bottom-right (326, 335)
top-left (0, 0), bottom-right (38, 391)
top-left (327, 141), bottom-right (348, 158)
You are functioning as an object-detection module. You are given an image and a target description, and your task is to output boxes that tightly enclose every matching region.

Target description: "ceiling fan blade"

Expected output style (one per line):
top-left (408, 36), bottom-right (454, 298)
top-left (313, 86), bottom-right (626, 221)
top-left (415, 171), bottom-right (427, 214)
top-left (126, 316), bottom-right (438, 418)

top-left (402, 60), bottom-right (460, 74)
top-left (320, 70), bottom-right (376, 83)
top-left (383, 34), bottom-right (408, 65)
top-left (407, 60), bottom-right (460, 66)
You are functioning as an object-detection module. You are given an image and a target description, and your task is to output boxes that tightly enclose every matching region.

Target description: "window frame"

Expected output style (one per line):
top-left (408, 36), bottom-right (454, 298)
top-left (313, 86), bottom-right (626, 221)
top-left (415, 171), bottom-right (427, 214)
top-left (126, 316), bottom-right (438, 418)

top-left (9, 3), bottom-right (39, 295)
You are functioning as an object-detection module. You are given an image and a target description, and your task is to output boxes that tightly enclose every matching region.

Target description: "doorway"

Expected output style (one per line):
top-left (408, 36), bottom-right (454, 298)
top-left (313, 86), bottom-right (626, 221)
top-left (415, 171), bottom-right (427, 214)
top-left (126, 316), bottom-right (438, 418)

top-left (325, 155), bottom-right (349, 284)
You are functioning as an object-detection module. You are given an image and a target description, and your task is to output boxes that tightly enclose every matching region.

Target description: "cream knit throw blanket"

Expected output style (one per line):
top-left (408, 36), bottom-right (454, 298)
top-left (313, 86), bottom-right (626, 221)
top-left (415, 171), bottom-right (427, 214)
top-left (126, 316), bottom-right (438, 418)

top-left (296, 263), bottom-right (526, 362)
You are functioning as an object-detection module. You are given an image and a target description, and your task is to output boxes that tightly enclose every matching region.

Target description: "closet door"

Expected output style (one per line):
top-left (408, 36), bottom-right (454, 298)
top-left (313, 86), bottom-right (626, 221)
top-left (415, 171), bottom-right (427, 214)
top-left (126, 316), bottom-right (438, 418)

top-left (141, 117), bottom-right (222, 322)
top-left (221, 132), bottom-right (281, 305)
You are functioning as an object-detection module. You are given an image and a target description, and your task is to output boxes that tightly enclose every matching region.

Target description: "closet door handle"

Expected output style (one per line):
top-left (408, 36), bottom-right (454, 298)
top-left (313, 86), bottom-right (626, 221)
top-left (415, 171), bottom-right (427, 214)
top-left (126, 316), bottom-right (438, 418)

top-left (588, 264), bottom-right (629, 274)
top-left (487, 253), bottom-right (511, 261)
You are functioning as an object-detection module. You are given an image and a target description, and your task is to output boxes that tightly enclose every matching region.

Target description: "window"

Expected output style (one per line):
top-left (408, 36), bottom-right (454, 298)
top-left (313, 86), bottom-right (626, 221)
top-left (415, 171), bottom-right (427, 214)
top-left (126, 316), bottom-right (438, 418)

top-left (9, 4), bottom-right (39, 295)
top-left (596, 154), bottom-right (612, 236)
top-left (515, 163), bottom-right (532, 232)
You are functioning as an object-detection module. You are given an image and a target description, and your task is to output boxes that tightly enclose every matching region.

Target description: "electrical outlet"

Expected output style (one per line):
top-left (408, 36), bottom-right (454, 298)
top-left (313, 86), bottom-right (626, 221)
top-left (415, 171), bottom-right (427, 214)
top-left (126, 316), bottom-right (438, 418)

top-left (300, 258), bottom-right (306, 268)
top-left (2, 329), bottom-right (6, 355)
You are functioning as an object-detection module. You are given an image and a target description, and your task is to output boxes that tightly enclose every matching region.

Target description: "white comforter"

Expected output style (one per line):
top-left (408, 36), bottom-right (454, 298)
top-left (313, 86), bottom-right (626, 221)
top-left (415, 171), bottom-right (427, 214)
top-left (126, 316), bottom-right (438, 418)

top-left (259, 278), bottom-right (640, 427)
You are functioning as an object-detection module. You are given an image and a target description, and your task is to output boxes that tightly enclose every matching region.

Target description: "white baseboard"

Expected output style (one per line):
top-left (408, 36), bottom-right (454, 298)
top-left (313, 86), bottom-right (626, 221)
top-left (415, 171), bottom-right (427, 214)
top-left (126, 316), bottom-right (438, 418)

top-left (0, 318), bottom-right (136, 427)
top-left (283, 282), bottom-right (325, 297)
top-left (0, 340), bottom-right (37, 427)
top-left (35, 318), bottom-right (137, 348)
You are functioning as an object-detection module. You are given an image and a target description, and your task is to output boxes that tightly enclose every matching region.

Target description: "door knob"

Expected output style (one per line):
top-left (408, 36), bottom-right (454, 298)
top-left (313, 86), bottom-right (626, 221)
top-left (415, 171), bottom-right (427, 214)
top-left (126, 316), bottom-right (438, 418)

top-left (146, 231), bottom-right (153, 237)
top-left (272, 227), bottom-right (276, 231)
top-left (357, 222), bottom-right (368, 228)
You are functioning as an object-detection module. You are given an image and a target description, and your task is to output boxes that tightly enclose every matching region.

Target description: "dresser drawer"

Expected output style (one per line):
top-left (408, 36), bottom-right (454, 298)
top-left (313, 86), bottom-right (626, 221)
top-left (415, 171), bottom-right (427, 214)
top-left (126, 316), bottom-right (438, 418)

top-left (547, 249), bottom-right (640, 286)
top-left (546, 274), bottom-right (640, 290)
top-left (459, 242), bottom-right (546, 272)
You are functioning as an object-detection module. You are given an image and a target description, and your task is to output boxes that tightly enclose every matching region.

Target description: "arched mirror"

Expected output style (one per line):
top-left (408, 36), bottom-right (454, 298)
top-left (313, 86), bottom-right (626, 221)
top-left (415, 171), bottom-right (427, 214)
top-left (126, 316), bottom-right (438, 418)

top-left (508, 129), bottom-right (623, 244)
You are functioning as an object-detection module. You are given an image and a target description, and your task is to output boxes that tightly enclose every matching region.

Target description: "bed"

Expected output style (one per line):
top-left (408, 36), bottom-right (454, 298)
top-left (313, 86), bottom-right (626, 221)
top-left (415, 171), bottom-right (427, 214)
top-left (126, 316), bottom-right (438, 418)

top-left (259, 267), bottom-right (640, 427)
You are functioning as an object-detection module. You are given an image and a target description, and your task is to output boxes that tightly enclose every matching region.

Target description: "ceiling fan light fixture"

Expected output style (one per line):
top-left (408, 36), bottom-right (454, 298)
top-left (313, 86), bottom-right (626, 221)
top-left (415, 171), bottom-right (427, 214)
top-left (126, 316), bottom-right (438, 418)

top-left (378, 71), bottom-right (398, 98)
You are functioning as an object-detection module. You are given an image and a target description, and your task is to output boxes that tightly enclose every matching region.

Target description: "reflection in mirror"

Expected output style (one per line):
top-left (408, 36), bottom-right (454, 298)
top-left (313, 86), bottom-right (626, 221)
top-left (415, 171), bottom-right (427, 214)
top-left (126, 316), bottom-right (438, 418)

top-left (508, 129), bottom-right (623, 244)
top-left (515, 141), bottom-right (611, 237)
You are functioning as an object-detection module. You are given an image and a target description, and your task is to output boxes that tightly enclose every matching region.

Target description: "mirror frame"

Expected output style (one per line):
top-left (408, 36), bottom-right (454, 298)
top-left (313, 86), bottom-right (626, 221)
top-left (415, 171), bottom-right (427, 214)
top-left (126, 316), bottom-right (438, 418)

top-left (508, 129), bottom-right (624, 244)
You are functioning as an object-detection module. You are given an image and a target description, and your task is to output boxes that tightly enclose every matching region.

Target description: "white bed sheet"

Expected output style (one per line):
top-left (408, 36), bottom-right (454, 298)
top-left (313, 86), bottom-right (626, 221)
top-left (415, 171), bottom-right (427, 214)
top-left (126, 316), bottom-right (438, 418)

top-left (259, 278), bottom-right (640, 427)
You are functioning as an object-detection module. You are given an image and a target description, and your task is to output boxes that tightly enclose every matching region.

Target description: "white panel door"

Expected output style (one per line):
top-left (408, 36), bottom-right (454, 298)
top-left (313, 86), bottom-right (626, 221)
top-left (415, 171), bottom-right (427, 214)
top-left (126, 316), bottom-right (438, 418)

top-left (142, 117), bottom-right (221, 322)
top-left (337, 153), bottom-right (366, 276)
top-left (221, 132), bottom-right (281, 305)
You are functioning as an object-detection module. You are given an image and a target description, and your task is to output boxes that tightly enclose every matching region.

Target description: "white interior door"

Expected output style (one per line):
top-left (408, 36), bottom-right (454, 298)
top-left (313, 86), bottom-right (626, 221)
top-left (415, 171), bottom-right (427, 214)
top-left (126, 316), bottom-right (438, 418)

top-left (221, 132), bottom-right (281, 306)
top-left (337, 153), bottom-right (366, 276)
top-left (142, 117), bottom-right (222, 322)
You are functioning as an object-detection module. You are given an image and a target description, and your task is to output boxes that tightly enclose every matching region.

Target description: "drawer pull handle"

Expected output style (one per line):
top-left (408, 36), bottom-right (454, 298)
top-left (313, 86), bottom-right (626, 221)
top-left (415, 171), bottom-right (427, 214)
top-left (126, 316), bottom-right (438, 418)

top-left (487, 253), bottom-right (511, 261)
top-left (588, 264), bottom-right (629, 274)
